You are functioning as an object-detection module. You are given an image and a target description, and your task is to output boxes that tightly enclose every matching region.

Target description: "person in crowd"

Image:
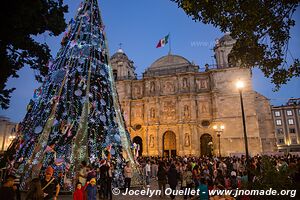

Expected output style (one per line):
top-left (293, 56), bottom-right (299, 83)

top-left (151, 161), bottom-right (158, 180)
top-left (124, 161), bottom-right (132, 189)
top-left (99, 160), bottom-right (108, 199)
top-left (86, 165), bottom-right (96, 182)
top-left (73, 182), bottom-right (86, 200)
top-left (40, 166), bottom-right (60, 200)
top-left (197, 178), bottom-right (209, 200)
top-left (145, 160), bottom-right (151, 187)
top-left (192, 164), bottom-right (201, 187)
top-left (230, 171), bottom-right (238, 190)
top-left (25, 178), bottom-right (44, 200)
top-left (107, 162), bottom-right (113, 200)
top-left (57, 171), bottom-right (64, 189)
top-left (157, 161), bottom-right (167, 197)
top-left (86, 178), bottom-right (97, 200)
top-left (182, 164), bottom-right (193, 200)
top-left (12, 162), bottom-right (21, 200)
top-left (167, 163), bottom-right (179, 200)
top-left (0, 174), bottom-right (16, 199)
top-left (78, 161), bottom-right (88, 186)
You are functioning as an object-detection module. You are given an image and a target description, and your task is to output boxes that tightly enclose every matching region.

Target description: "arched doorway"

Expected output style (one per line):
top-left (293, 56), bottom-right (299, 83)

top-left (163, 131), bottom-right (176, 158)
top-left (200, 134), bottom-right (213, 156)
top-left (133, 136), bottom-right (143, 157)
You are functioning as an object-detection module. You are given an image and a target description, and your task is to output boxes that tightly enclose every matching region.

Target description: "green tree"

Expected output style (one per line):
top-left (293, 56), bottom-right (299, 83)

top-left (0, 0), bottom-right (68, 109)
top-left (171, 0), bottom-right (300, 89)
top-left (249, 156), bottom-right (297, 200)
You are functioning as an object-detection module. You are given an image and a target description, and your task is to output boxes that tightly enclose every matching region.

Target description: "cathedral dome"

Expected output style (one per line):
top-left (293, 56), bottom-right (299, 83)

top-left (143, 54), bottom-right (198, 77)
top-left (148, 54), bottom-right (191, 70)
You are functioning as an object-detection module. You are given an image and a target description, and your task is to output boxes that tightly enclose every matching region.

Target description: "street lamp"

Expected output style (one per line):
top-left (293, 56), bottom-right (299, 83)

top-left (236, 80), bottom-right (250, 173)
top-left (213, 124), bottom-right (225, 157)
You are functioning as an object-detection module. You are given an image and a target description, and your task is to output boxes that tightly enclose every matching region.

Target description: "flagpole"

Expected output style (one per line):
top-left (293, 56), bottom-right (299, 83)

top-left (168, 33), bottom-right (171, 55)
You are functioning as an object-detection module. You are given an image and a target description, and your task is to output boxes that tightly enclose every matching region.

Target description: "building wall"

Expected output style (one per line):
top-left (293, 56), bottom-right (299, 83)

top-left (272, 99), bottom-right (300, 153)
top-left (0, 117), bottom-right (17, 152)
top-left (115, 66), bottom-right (277, 156)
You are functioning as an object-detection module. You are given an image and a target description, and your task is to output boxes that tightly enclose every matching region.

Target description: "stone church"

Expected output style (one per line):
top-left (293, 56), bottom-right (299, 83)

top-left (110, 34), bottom-right (277, 157)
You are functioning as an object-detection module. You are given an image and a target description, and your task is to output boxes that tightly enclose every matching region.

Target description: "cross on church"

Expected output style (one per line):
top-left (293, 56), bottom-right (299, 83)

top-left (119, 43), bottom-right (123, 49)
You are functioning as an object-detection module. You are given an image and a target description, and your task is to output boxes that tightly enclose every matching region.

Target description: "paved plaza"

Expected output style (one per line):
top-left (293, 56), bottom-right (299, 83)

top-left (21, 180), bottom-right (179, 200)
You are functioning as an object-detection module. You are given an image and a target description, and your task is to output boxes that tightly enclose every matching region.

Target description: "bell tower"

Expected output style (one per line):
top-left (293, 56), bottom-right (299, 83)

top-left (214, 33), bottom-right (236, 68)
top-left (110, 48), bottom-right (136, 81)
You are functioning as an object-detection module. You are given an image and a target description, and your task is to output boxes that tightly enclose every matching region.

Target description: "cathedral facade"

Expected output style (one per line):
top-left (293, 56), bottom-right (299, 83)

top-left (110, 34), bottom-right (277, 157)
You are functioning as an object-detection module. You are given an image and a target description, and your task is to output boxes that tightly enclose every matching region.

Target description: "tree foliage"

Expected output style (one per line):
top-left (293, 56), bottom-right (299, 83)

top-left (171, 0), bottom-right (300, 89)
top-left (250, 156), bottom-right (297, 200)
top-left (0, 0), bottom-right (68, 109)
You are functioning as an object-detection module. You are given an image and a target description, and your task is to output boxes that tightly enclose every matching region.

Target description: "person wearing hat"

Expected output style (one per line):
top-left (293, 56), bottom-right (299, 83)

top-left (40, 166), bottom-right (60, 200)
top-left (0, 174), bottom-right (16, 199)
top-left (86, 178), bottom-right (97, 200)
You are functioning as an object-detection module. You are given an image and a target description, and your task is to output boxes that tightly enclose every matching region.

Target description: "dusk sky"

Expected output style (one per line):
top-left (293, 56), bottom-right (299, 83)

top-left (1, 0), bottom-right (300, 123)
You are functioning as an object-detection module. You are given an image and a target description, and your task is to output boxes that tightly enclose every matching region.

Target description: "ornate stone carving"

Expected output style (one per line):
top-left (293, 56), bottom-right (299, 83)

top-left (150, 81), bottom-right (155, 93)
top-left (185, 133), bottom-right (190, 147)
top-left (201, 79), bottom-right (208, 89)
top-left (164, 81), bottom-right (175, 94)
top-left (163, 100), bottom-right (176, 120)
top-left (182, 78), bottom-right (189, 89)
top-left (184, 105), bottom-right (190, 119)
top-left (150, 108), bottom-right (156, 119)
top-left (149, 134), bottom-right (154, 148)
top-left (196, 78), bottom-right (201, 90)
top-left (133, 85), bottom-right (141, 97)
top-left (200, 101), bottom-right (209, 113)
top-left (132, 106), bottom-right (143, 118)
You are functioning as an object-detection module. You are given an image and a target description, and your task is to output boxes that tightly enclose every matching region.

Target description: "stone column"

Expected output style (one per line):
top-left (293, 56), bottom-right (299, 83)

top-left (146, 127), bottom-right (149, 156)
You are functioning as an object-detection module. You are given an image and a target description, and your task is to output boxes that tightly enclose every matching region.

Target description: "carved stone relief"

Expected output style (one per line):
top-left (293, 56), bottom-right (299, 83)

top-left (150, 107), bottom-right (156, 119)
top-left (184, 133), bottom-right (190, 147)
top-left (183, 105), bottom-right (190, 119)
top-left (163, 81), bottom-right (175, 94)
top-left (182, 78), bottom-right (189, 89)
top-left (150, 81), bottom-right (155, 93)
top-left (162, 100), bottom-right (176, 120)
top-left (199, 101), bottom-right (209, 114)
top-left (149, 134), bottom-right (154, 148)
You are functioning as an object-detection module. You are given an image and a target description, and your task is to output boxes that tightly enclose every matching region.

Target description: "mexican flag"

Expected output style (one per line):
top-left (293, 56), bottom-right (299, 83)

top-left (156, 34), bottom-right (169, 48)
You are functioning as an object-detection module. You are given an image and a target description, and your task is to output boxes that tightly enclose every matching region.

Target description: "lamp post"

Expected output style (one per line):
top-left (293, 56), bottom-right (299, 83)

top-left (213, 124), bottom-right (225, 157)
top-left (236, 81), bottom-right (250, 174)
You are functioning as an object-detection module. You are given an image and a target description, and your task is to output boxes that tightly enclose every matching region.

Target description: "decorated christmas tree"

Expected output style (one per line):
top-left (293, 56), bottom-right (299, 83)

top-left (6, 0), bottom-right (138, 190)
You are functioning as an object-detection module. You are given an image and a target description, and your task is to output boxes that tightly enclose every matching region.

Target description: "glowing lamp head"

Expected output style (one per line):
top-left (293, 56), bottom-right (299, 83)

top-left (236, 81), bottom-right (245, 89)
top-left (213, 125), bottom-right (217, 130)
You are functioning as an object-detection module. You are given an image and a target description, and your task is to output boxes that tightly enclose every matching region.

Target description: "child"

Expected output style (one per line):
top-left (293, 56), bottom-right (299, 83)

top-left (86, 178), bottom-right (97, 200)
top-left (73, 182), bottom-right (85, 200)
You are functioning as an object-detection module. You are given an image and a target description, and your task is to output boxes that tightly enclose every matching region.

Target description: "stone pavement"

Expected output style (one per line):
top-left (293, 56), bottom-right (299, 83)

top-left (22, 178), bottom-right (181, 200)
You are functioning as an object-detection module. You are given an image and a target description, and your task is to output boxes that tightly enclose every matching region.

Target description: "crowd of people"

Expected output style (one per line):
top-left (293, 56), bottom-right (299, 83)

top-left (0, 154), bottom-right (299, 200)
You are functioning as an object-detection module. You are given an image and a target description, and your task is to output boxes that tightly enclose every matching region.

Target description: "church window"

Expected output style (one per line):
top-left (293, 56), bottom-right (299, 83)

top-left (288, 119), bottom-right (294, 125)
top-left (276, 120), bottom-right (282, 126)
top-left (274, 111), bottom-right (280, 117)
top-left (276, 128), bottom-right (283, 135)
top-left (289, 128), bottom-right (295, 134)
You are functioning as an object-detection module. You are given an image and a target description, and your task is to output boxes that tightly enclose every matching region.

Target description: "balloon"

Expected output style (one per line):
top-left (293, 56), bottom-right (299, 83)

top-left (110, 148), bottom-right (115, 155)
top-left (75, 89), bottom-right (82, 96)
top-left (114, 134), bottom-right (121, 142)
top-left (34, 126), bottom-right (43, 134)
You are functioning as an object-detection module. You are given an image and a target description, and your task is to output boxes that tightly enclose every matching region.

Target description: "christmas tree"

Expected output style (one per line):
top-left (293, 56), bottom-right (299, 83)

top-left (6, 0), bottom-right (137, 190)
